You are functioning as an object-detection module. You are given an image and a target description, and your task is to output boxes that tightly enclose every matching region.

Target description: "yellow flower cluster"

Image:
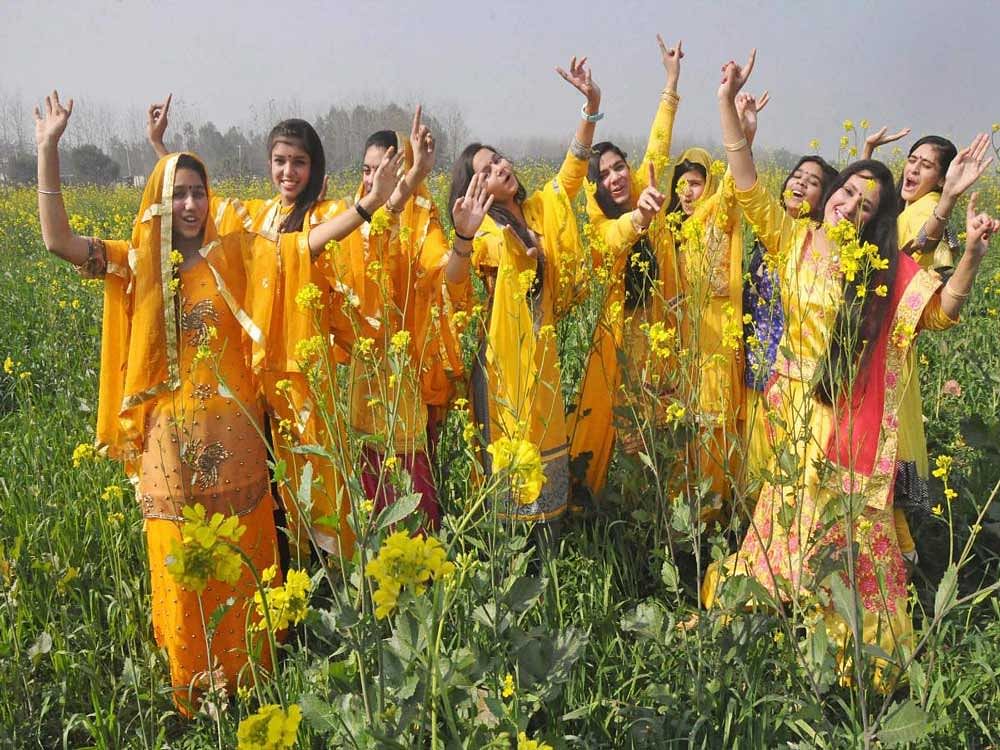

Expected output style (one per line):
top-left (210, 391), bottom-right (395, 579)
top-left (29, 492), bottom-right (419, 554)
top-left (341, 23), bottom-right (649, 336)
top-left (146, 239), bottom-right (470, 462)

top-left (366, 531), bottom-right (455, 619)
top-left (254, 565), bottom-right (312, 633)
top-left (390, 329), bottom-right (411, 355)
top-left (643, 321), bottom-right (677, 359)
top-left (100, 484), bottom-right (123, 502)
top-left (501, 672), bottom-right (515, 698)
top-left (369, 207), bottom-right (391, 235)
top-left (169, 249), bottom-right (184, 267)
top-left (721, 303), bottom-right (742, 351)
top-left (517, 268), bottom-right (537, 296)
top-left (664, 401), bottom-right (686, 425)
top-left (517, 732), bottom-right (554, 750)
top-left (236, 703), bottom-right (302, 750)
top-left (931, 454), bottom-right (958, 502)
top-left (293, 335), bottom-right (325, 365)
top-left (165, 503), bottom-right (246, 594)
top-left (294, 282), bottom-right (323, 311)
top-left (487, 436), bottom-right (547, 506)
top-left (72, 442), bottom-right (99, 468)
top-left (826, 219), bottom-right (886, 282)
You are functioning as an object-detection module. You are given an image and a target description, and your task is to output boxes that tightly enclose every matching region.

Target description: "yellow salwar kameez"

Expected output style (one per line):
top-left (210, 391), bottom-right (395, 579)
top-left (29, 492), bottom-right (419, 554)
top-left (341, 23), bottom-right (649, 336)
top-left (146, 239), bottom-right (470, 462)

top-left (86, 153), bottom-right (326, 713)
top-left (210, 194), bottom-right (354, 557)
top-left (322, 141), bottom-right (469, 529)
top-left (675, 149), bottom-right (746, 520)
top-left (471, 149), bottom-right (589, 522)
top-left (568, 90), bottom-right (680, 496)
top-left (892, 191), bottom-right (957, 558)
top-left (703, 178), bottom-right (957, 685)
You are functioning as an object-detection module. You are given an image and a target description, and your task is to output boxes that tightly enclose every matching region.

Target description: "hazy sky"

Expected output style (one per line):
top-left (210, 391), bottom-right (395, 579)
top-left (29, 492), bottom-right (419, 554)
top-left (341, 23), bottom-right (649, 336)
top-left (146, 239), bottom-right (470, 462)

top-left (3, 0), bottom-right (999, 158)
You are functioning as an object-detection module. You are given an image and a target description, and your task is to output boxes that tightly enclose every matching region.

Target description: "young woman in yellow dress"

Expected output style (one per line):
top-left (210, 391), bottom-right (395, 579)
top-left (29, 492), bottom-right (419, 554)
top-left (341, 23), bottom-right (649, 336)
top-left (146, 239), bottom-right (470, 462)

top-left (742, 150), bottom-right (838, 485)
top-left (864, 130), bottom-right (992, 567)
top-left (326, 113), bottom-right (471, 531)
top-left (38, 91), bottom-right (402, 713)
top-left (447, 57), bottom-right (602, 532)
top-left (568, 34), bottom-right (683, 500)
top-left (706, 53), bottom-right (996, 685)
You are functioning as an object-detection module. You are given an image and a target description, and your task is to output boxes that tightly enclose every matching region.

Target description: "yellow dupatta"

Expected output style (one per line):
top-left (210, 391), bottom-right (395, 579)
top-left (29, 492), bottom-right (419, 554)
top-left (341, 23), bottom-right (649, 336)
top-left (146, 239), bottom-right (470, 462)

top-left (472, 164), bottom-right (586, 449)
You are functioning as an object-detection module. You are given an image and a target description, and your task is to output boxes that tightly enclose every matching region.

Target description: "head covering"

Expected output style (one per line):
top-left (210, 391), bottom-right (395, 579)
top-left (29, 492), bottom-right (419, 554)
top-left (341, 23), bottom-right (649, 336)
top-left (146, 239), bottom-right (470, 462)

top-left (671, 147), bottom-right (720, 208)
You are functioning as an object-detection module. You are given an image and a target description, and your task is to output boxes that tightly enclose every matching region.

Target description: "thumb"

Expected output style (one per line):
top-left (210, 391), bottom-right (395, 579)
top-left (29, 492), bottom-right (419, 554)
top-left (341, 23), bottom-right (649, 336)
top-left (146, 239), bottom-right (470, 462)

top-left (967, 192), bottom-right (978, 221)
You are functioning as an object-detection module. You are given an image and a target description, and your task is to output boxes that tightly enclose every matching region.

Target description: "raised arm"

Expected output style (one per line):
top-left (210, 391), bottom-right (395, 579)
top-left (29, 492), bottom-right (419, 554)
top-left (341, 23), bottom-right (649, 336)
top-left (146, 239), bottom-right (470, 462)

top-left (937, 192), bottom-right (997, 320)
top-left (639, 36), bottom-right (683, 171)
top-left (449, 172), bottom-right (495, 285)
top-left (555, 56), bottom-right (602, 198)
top-left (385, 105), bottom-right (435, 211)
top-left (861, 125), bottom-right (910, 160)
top-left (717, 49), bottom-right (758, 191)
top-left (921, 133), bottom-right (993, 246)
top-left (306, 146), bottom-right (404, 257)
top-left (147, 94), bottom-right (172, 159)
top-left (35, 91), bottom-right (91, 267)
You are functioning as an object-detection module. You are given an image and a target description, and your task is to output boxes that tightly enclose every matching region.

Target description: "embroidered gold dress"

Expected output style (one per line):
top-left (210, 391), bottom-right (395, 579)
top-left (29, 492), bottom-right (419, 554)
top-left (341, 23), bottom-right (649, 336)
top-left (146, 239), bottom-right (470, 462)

top-left (87, 154), bottom-right (326, 713)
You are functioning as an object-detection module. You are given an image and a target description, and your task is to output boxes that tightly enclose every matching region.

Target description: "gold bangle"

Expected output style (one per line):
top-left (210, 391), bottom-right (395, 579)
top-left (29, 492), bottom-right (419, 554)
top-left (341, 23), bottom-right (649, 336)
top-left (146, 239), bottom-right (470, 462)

top-left (932, 207), bottom-right (949, 224)
top-left (661, 89), bottom-right (680, 103)
top-left (942, 283), bottom-right (970, 300)
top-left (724, 137), bottom-right (749, 152)
top-left (385, 199), bottom-right (403, 214)
top-left (630, 210), bottom-right (649, 235)
top-left (38, 188), bottom-right (62, 195)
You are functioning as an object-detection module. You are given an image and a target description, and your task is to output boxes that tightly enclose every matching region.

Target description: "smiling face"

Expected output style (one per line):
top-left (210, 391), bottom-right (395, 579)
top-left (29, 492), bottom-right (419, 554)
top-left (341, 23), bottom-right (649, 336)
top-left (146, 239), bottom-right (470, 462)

top-left (823, 171), bottom-right (880, 228)
top-left (783, 160), bottom-right (826, 218)
top-left (270, 138), bottom-right (311, 206)
top-left (598, 150), bottom-right (632, 207)
top-left (171, 167), bottom-right (209, 251)
top-left (900, 143), bottom-right (945, 203)
top-left (471, 147), bottom-right (519, 203)
top-left (678, 169), bottom-right (706, 216)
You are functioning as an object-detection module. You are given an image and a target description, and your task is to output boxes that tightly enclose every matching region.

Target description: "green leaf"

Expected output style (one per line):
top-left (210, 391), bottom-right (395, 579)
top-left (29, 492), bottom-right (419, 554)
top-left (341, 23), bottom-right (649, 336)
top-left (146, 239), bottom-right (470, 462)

top-left (934, 564), bottom-right (958, 620)
top-left (828, 574), bottom-right (860, 635)
top-left (296, 460), bottom-right (313, 509)
top-left (622, 601), bottom-right (664, 640)
top-left (506, 576), bottom-right (545, 613)
top-left (299, 693), bottom-right (339, 732)
top-left (877, 699), bottom-right (930, 746)
top-left (376, 492), bottom-right (422, 531)
top-left (660, 558), bottom-right (679, 593)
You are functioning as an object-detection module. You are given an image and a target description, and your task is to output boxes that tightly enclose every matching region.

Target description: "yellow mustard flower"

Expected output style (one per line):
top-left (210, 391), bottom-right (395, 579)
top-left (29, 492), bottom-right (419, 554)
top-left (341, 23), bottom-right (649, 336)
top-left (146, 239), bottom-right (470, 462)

top-left (165, 503), bottom-right (246, 594)
top-left (487, 436), bottom-right (547, 505)
top-left (236, 703), bottom-right (301, 750)
top-left (294, 282), bottom-right (323, 311)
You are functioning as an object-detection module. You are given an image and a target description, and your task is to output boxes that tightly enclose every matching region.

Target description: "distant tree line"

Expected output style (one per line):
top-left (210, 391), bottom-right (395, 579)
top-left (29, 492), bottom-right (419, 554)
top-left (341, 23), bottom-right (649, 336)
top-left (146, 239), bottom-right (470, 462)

top-left (0, 92), bottom-right (471, 186)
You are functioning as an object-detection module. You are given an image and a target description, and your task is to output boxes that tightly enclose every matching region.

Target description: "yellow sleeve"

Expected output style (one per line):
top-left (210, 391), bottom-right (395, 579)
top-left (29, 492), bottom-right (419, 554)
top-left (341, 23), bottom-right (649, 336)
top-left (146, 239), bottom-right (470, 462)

top-left (918, 291), bottom-right (959, 332)
top-left (734, 177), bottom-right (793, 258)
top-left (556, 150), bottom-right (589, 201)
top-left (637, 93), bottom-right (679, 182)
top-left (593, 212), bottom-right (641, 267)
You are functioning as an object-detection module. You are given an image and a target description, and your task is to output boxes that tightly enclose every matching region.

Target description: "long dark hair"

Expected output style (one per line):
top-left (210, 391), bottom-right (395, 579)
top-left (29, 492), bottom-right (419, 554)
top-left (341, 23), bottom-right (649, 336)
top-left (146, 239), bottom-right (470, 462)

top-left (588, 141), bottom-right (630, 219)
top-left (896, 135), bottom-right (956, 212)
top-left (781, 155), bottom-right (838, 221)
top-left (813, 159), bottom-right (900, 406)
top-left (267, 119), bottom-right (326, 233)
top-left (667, 159), bottom-right (707, 215)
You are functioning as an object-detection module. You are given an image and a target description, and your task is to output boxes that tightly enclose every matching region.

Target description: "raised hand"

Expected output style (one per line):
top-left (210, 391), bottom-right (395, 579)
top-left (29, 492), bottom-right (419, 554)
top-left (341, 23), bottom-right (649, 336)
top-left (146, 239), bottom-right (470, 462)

top-left (943, 133), bottom-right (994, 200)
top-left (452, 172), bottom-right (494, 239)
top-left (717, 49), bottom-right (756, 102)
top-left (635, 162), bottom-right (666, 227)
top-left (656, 35), bottom-right (683, 87)
top-left (556, 56), bottom-right (601, 113)
top-left (147, 94), bottom-right (172, 147)
top-left (409, 104), bottom-right (436, 177)
top-left (862, 125), bottom-right (910, 159)
top-left (34, 90), bottom-right (74, 147)
top-left (736, 90), bottom-right (769, 146)
top-left (965, 192), bottom-right (1000, 257)
top-left (367, 146), bottom-right (405, 207)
